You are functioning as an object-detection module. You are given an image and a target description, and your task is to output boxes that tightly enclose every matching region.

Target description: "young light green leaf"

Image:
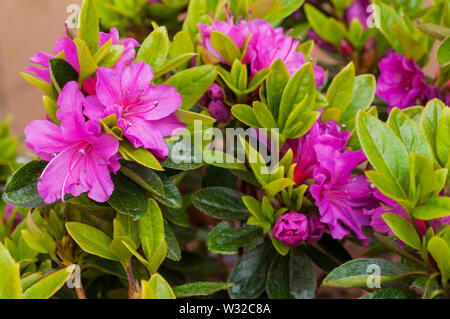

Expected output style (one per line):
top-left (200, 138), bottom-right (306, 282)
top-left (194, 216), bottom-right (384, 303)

top-left (142, 274), bottom-right (175, 299)
top-left (326, 62), bottom-right (355, 112)
top-left (165, 65), bottom-right (217, 110)
top-left (382, 213), bottom-right (421, 250)
top-left (22, 265), bottom-right (75, 299)
top-left (173, 282), bottom-right (233, 298)
top-left (78, 0), bottom-right (100, 53)
top-left (66, 222), bottom-right (118, 260)
top-left (136, 27), bottom-right (169, 70)
top-left (356, 111), bottom-right (410, 199)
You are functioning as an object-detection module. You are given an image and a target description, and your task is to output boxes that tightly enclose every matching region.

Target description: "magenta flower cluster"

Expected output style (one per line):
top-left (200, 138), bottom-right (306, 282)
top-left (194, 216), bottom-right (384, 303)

top-left (24, 29), bottom-right (184, 204)
top-left (198, 14), bottom-right (325, 87)
top-left (281, 117), bottom-right (379, 245)
top-left (377, 52), bottom-right (441, 111)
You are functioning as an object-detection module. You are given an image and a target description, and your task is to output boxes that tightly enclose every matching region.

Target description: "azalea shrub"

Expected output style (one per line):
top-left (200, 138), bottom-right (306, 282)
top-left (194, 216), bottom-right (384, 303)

top-left (0, 0), bottom-right (449, 299)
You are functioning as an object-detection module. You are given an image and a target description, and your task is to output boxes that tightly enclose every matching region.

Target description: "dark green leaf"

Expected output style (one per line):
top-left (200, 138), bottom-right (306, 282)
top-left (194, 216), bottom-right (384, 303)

top-left (192, 187), bottom-right (250, 220)
top-left (107, 172), bottom-right (148, 218)
top-left (228, 242), bottom-right (276, 299)
top-left (208, 222), bottom-right (262, 254)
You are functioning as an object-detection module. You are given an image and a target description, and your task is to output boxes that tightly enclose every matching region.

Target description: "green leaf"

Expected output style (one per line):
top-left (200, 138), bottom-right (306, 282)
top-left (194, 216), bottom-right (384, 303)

top-left (142, 274), bottom-right (175, 299)
top-left (408, 153), bottom-right (441, 204)
top-left (326, 62), bottom-right (355, 112)
top-left (278, 63), bottom-right (316, 130)
top-left (436, 107), bottom-right (450, 166)
top-left (78, 0), bottom-right (100, 53)
top-left (304, 245), bottom-right (339, 273)
top-left (49, 58), bottom-right (79, 93)
top-left (136, 27), bottom-right (169, 70)
top-left (419, 99), bottom-right (445, 163)
top-left (267, 246), bottom-right (316, 299)
top-left (119, 139), bottom-right (164, 171)
top-left (74, 38), bottom-right (97, 86)
top-left (322, 258), bottom-right (415, 288)
top-left (21, 230), bottom-right (56, 255)
top-left (22, 265), bottom-right (75, 299)
top-left (373, 1), bottom-right (409, 53)
top-left (283, 110), bottom-right (320, 139)
top-left (263, 178), bottom-right (296, 197)
top-left (162, 139), bottom-right (204, 171)
top-left (266, 58), bottom-right (290, 119)
top-left (341, 74), bottom-right (375, 130)
top-left (253, 101), bottom-right (277, 129)
top-left (356, 111), bottom-right (410, 199)
top-left (192, 187), bottom-right (250, 220)
top-left (2, 161), bottom-right (48, 208)
top-left (21, 73), bottom-right (55, 99)
top-left (175, 109), bottom-right (216, 126)
top-left (360, 288), bottom-right (418, 299)
top-left (165, 65), bottom-right (217, 110)
top-left (119, 160), bottom-right (164, 198)
top-left (208, 222), bottom-right (262, 254)
top-left (413, 196), bottom-right (450, 220)
top-left (152, 172), bottom-right (183, 209)
top-left (427, 236), bottom-right (450, 282)
top-left (66, 222), bottom-right (118, 260)
top-left (388, 108), bottom-right (433, 162)
top-left (382, 213), bottom-right (421, 250)
top-left (154, 53), bottom-right (197, 79)
top-left (107, 172), bottom-right (148, 218)
top-left (139, 199), bottom-right (165, 263)
top-left (228, 242), bottom-right (276, 299)
top-left (231, 104), bottom-right (261, 128)
top-left (164, 223), bottom-right (181, 261)
top-left (1, 263), bottom-right (21, 299)
top-left (263, 0), bottom-right (305, 23)
top-left (0, 243), bottom-right (17, 297)
top-left (98, 45), bottom-right (124, 68)
top-left (42, 96), bottom-right (60, 125)
top-left (392, 24), bottom-right (426, 62)
top-left (173, 282), bottom-right (233, 298)
top-left (418, 24), bottom-right (450, 40)
top-left (437, 37), bottom-right (450, 65)
top-left (210, 31), bottom-right (241, 65)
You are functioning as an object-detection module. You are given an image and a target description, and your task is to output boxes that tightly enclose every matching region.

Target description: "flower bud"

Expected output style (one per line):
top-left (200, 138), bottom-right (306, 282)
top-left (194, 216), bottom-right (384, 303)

top-left (273, 211), bottom-right (308, 247)
top-left (209, 100), bottom-right (231, 124)
top-left (306, 215), bottom-right (325, 244)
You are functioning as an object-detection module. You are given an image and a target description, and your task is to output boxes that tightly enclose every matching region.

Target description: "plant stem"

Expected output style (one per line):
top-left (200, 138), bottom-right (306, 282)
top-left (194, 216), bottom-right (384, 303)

top-left (75, 286), bottom-right (87, 299)
top-left (126, 265), bottom-right (139, 299)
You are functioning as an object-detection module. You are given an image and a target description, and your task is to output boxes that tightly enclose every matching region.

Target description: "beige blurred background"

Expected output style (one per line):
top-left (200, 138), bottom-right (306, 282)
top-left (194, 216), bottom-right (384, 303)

top-left (0, 0), bottom-right (438, 139)
top-left (0, 0), bottom-right (82, 138)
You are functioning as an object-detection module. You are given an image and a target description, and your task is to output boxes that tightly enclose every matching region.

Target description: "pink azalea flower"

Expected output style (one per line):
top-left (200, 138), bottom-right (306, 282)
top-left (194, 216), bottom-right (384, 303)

top-left (376, 52), bottom-right (435, 111)
top-left (365, 190), bottom-right (449, 237)
top-left (26, 37), bottom-right (79, 83)
top-left (246, 21), bottom-right (325, 85)
top-left (83, 61), bottom-right (185, 159)
top-left (283, 119), bottom-right (351, 184)
top-left (25, 82), bottom-right (120, 203)
top-left (26, 28), bottom-right (139, 84)
top-left (346, 0), bottom-right (371, 30)
top-left (310, 146), bottom-right (378, 245)
top-left (198, 15), bottom-right (325, 86)
top-left (273, 211), bottom-right (309, 246)
top-left (363, 190), bottom-right (409, 237)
